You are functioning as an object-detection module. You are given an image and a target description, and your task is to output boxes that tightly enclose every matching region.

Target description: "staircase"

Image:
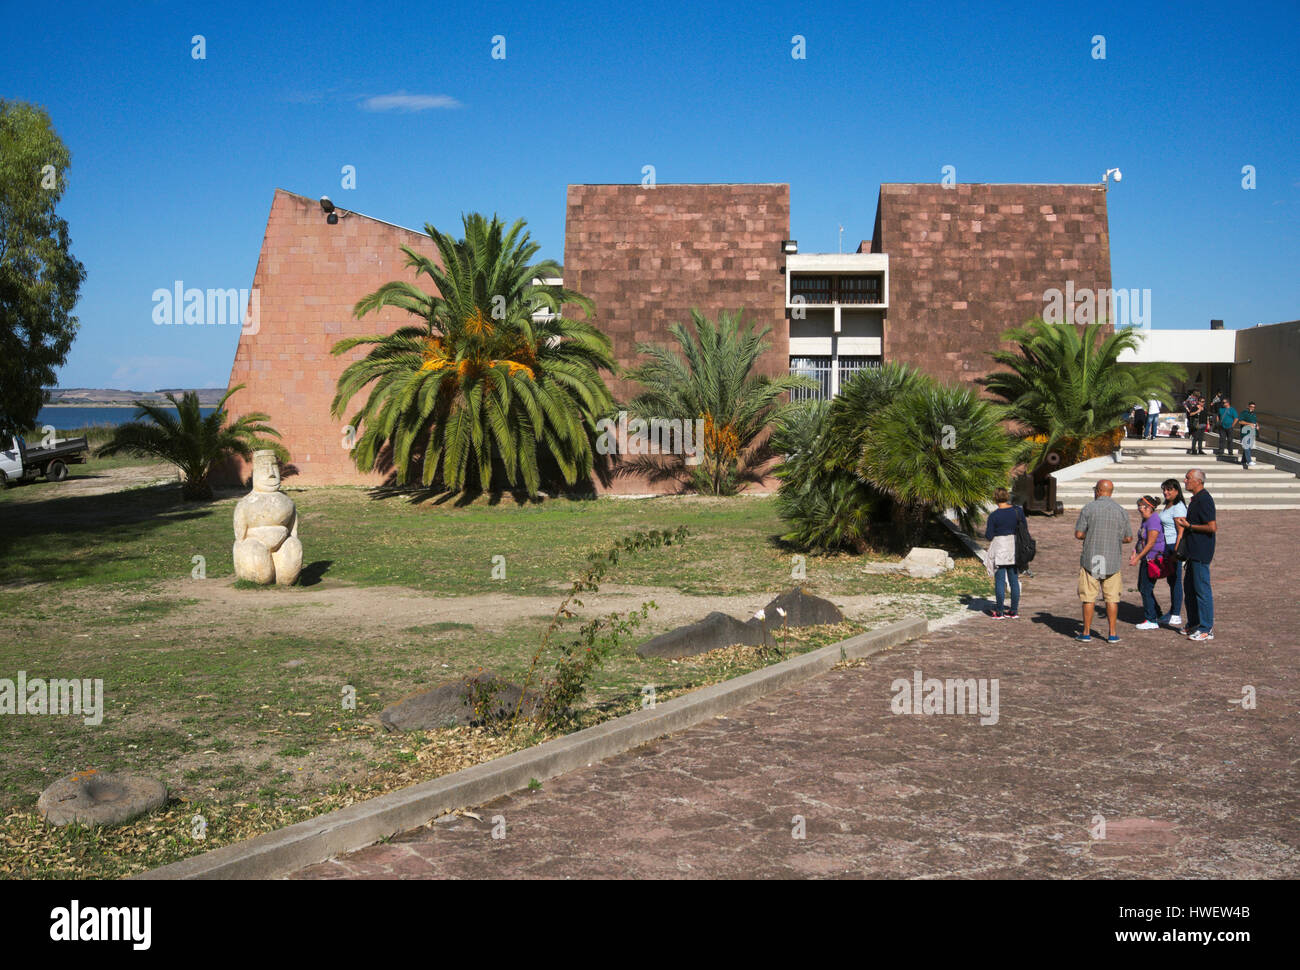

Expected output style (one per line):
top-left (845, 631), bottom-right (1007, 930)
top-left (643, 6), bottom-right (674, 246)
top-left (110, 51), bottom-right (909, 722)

top-left (1054, 436), bottom-right (1300, 510)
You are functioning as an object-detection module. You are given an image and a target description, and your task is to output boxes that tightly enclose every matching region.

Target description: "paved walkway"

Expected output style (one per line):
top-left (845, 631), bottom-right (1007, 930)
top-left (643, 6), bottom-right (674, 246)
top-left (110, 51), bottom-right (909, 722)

top-left (292, 510), bottom-right (1299, 879)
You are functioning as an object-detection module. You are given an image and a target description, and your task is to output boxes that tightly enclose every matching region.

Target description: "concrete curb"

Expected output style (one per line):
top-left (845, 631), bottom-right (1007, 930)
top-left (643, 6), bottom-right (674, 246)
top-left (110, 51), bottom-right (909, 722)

top-left (1051, 451), bottom-right (1120, 482)
top-left (135, 616), bottom-right (929, 880)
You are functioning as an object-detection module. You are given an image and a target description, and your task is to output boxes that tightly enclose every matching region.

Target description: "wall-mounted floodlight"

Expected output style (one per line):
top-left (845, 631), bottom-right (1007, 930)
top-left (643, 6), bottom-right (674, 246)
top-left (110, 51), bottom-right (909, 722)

top-left (1102, 168), bottom-right (1123, 186)
top-left (320, 196), bottom-right (339, 224)
top-left (781, 239), bottom-right (798, 254)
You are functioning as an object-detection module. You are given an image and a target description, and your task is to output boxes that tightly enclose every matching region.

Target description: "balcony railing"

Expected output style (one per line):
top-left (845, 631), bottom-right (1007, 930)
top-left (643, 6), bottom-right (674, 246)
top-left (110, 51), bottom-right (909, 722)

top-left (789, 357), bottom-right (882, 401)
top-left (790, 274), bottom-right (883, 306)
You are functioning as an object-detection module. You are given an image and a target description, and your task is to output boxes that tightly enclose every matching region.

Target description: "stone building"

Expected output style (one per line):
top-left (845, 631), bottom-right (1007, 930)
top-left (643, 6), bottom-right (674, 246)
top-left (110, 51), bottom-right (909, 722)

top-left (224, 181), bottom-right (1115, 489)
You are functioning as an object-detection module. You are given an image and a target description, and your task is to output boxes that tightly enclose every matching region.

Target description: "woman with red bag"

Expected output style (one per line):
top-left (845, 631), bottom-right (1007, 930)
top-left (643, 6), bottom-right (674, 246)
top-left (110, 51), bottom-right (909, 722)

top-left (1130, 495), bottom-right (1166, 630)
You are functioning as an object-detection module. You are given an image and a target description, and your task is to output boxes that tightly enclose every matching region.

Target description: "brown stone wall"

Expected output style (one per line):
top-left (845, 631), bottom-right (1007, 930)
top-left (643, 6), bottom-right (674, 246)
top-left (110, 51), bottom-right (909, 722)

top-left (563, 184), bottom-right (791, 404)
top-left (223, 189), bottom-right (438, 486)
top-left (873, 183), bottom-right (1112, 388)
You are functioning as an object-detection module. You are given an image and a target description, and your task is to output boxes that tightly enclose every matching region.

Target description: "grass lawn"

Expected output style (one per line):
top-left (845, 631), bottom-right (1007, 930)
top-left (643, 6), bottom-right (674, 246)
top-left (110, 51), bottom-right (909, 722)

top-left (0, 468), bottom-right (988, 878)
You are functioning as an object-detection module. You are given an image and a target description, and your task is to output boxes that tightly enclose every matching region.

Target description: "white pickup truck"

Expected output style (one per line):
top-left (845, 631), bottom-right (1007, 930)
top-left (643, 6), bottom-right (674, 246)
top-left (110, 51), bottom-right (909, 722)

top-left (1, 433), bottom-right (90, 486)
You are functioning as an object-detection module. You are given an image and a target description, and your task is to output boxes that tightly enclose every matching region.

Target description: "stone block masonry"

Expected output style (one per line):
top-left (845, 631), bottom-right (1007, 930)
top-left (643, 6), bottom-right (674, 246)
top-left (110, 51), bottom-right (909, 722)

top-left (222, 189), bottom-right (439, 486)
top-left (872, 183), bottom-right (1112, 388)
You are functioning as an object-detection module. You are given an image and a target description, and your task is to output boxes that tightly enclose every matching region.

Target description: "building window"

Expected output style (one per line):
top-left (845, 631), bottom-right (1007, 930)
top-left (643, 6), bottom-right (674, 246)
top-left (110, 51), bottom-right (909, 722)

top-left (838, 356), bottom-right (882, 389)
top-left (789, 356), bottom-right (832, 401)
top-left (837, 275), bottom-right (882, 305)
top-left (790, 275), bottom-right (832, 305)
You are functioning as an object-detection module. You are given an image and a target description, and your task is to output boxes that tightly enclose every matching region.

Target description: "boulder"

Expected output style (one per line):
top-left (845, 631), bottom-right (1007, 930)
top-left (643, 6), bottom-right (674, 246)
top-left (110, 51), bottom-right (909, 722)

top-left (380, 673), bottom-right (537, 732)
top-left (760, 587), bottom-right (845, 627)
top-left (38, 770), bottom-right (167, 827)
top-left (636, 611), bottom-right (764, 659)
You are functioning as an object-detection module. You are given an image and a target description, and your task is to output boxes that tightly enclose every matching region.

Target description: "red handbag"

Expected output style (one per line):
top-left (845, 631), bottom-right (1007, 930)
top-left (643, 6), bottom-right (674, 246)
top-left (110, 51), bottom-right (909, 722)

top-left (1146, 555), bottom-right (1167, 580)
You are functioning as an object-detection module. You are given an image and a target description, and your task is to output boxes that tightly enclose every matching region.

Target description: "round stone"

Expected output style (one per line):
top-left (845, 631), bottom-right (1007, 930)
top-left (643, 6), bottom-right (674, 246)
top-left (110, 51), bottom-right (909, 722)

top-left (37, 770), bottom-right (167, 827)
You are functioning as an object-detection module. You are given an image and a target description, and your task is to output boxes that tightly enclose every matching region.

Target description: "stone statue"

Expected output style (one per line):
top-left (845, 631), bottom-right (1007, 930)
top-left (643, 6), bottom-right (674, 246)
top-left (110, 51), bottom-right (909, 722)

top-left (233, 450), bottom-right (302, 585)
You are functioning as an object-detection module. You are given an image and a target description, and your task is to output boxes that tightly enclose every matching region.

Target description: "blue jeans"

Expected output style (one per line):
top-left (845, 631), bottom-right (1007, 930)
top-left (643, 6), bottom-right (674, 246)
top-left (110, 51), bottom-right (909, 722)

top-left (1183, 560), bottom-right (1214, 633)
top-left (1145, 414), bottom-right (1159, 438)
top-left (1165, 557), bottom-right (1183, 616)
top-left (1241, 440), bottom-right (1253, 465)
top-left (1137, 563), bottom-right (1162, 621)
top-left (995, 566), bottom-right (1020, 612)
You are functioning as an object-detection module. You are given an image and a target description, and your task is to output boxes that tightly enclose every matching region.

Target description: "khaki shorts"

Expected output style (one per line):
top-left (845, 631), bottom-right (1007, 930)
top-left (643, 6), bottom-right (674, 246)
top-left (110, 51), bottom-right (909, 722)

top-left (1078, 567), bottom-right (1123, 604)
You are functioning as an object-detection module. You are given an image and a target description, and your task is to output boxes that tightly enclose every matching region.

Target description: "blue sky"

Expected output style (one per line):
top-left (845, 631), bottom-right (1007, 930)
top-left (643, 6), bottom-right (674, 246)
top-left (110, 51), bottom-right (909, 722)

top-left (3, 0), bottom-right (1297, 389)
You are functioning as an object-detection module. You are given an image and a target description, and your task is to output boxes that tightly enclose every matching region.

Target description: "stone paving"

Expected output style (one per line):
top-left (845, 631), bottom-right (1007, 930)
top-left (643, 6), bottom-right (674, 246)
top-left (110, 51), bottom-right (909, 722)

top-left (292, 509), bottom-right (1299, 879)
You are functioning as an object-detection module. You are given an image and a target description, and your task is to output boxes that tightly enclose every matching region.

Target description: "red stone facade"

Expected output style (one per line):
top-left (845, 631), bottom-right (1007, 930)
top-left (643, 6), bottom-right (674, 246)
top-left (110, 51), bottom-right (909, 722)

top-left (870, 183), bottom-right (1112, 387)
top-left (563, 184), bottom-right (791, 403)
top-left (223, 189), bottom-right (438, 486)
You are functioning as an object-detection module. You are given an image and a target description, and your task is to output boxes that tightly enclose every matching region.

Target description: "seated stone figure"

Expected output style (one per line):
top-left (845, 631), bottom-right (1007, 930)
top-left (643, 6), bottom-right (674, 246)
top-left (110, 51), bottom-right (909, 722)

top-left (233, 450), bottom-right (302, 585)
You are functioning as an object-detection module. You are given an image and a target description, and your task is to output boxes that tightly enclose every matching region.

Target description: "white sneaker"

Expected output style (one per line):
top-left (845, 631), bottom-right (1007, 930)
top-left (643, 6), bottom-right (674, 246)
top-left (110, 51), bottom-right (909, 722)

top-left (1166, 614), bottom-right (1181, 626)
top-left (1136, 621), bottom-right (1159, 630)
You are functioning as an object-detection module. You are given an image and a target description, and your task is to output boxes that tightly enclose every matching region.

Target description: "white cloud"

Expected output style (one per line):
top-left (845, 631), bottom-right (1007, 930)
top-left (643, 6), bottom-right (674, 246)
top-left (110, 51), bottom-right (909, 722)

top-left (359, 91), bottom-right (462, 112)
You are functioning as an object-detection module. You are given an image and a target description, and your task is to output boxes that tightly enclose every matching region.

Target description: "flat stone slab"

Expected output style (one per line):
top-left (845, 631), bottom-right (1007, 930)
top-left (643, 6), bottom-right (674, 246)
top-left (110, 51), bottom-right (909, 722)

top-left (38, 770), bottom-right (167, 827)
top-left (636, 611), bottom-right (763, 659)
top-left (862, 548), bottom-right (956, 579)
top-left (381, 673), bottom-right (537, 732)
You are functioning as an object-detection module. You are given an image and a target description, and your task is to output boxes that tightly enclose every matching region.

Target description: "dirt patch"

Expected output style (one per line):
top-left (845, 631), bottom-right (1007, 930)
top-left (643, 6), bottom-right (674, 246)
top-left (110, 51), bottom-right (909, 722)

top-left (141, 577), bottom-right (957, 641)
top-left (3, 462), bottom-right (179, 499)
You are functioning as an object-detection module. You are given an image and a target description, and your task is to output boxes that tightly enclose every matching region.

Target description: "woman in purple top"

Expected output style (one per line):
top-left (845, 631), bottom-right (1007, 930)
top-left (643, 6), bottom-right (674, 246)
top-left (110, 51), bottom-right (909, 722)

top-left (1129, 494), bottom-right (1167, 629)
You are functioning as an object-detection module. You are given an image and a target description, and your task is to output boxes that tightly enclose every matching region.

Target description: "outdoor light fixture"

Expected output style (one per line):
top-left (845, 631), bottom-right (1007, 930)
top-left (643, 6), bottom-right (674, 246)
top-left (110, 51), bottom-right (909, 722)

top-left (1102, 168), bottom-right (1123, 185)
top-left (781, 239), bottom-right (798, 254)
top-left (320, 196), bottom-right (339, 224)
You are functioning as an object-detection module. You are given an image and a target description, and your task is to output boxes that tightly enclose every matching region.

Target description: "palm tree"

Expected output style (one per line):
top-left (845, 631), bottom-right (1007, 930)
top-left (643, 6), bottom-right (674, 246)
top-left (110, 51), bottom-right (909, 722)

top-left (96, 385), bottom-right (284, 500)
top-left (331, 214), bottom-right (615, 495)
top-left (772, 400), bottom-right (880, 553)
top-left (857, 381), bottom-right (1020, 543)
top-left (773, 364), bottom-right (1019, 549)
top-left (622, 309), bottom-right (816, 495)
top-left (983, 319), bottom-right (1185, 462)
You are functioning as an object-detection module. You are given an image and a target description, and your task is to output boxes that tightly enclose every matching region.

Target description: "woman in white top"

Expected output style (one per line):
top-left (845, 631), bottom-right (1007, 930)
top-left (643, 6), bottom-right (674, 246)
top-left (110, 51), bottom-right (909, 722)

top-left (1158, 478), bottom-right (1188, 626)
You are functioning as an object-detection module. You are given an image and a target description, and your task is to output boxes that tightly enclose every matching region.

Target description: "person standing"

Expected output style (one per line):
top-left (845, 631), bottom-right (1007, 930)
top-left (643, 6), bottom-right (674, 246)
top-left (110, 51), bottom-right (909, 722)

top-left (1073, 479), bottom-right (1133, 643)
top-left (1129, 496), bottom-right (1166, 629)
top-left (1216, 396), bottom-right (1238, 457)
top-left (1145, 396), bottom-right (1162, 439)
top-left (1174, 469), bottom-right (1217, 642)
top-left (1186, 391), bottom-right (1207, 455)
top-left (983, 488), bottom-right (1022, 619)
top-left (1157, 478), bottom-right (1187, 627)
top-left (1238, 401), bottom-right (1259, 468)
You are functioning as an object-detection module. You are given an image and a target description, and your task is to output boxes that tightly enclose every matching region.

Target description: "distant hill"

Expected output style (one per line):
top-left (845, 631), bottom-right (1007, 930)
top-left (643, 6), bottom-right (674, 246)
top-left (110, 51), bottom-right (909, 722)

top-left (46, 388), bottom-right (228, 406)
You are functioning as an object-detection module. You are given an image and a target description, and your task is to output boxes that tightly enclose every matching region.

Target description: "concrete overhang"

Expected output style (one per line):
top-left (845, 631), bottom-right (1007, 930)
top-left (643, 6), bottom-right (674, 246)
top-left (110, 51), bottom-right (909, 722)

top-left (1117, 328), bottom-right (1237, 364)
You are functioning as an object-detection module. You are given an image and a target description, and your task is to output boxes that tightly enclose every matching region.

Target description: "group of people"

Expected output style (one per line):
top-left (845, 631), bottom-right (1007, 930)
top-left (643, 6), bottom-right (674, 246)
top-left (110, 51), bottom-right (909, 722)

top-left (1184, 389), bottom-right (1259, 468)
top-left (982, 472), bottom-right (1219, 643)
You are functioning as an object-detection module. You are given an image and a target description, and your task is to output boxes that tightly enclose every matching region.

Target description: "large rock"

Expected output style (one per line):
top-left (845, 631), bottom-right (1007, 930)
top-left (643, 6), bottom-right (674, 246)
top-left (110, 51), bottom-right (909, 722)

top-left (38, 770), bottom-right (167, 827)
top-left (759, 587), bottom-right (844, 627)
top-left (636, 611), bottom-right (764, 659)
top-left (380, 673), bottom-right (537, 732)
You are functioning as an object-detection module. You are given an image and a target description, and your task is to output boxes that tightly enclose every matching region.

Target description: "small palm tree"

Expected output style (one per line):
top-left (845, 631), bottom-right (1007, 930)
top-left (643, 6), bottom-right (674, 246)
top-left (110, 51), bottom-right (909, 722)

top-left (983, 319), bottom-right (1185, 461)
top-left (623, 309), bottom-right (816, 495)
top-left (96, 385), bottom-right (284, 500)
top-left (772, 401), bottom-right (880, 553)
top-left (857, 381), bottom-right (1020, 543)
top-left (332, 214), bottom-right (615, 495)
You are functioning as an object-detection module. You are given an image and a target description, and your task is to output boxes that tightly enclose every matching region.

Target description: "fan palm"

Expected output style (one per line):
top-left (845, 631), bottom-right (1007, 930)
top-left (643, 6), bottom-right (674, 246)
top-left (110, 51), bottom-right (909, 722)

top-left (772, 400), bottom-right (880, 553)
top-left (331, 214), bottom-right (615, 495)
top-left (95, 384), bottom-right (284, 500)
top-left (983, 319), bottom-right (1185, 462)
top-left (857, 381), bottom-right (1020, 543)
top-left (622, 309), bottom-right (816, 495)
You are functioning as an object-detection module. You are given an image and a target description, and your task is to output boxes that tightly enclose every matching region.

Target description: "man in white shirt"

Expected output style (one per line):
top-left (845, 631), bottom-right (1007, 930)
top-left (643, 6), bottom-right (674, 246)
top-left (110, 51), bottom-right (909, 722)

top-left (1145, 398), bottom-right (1162, 439)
